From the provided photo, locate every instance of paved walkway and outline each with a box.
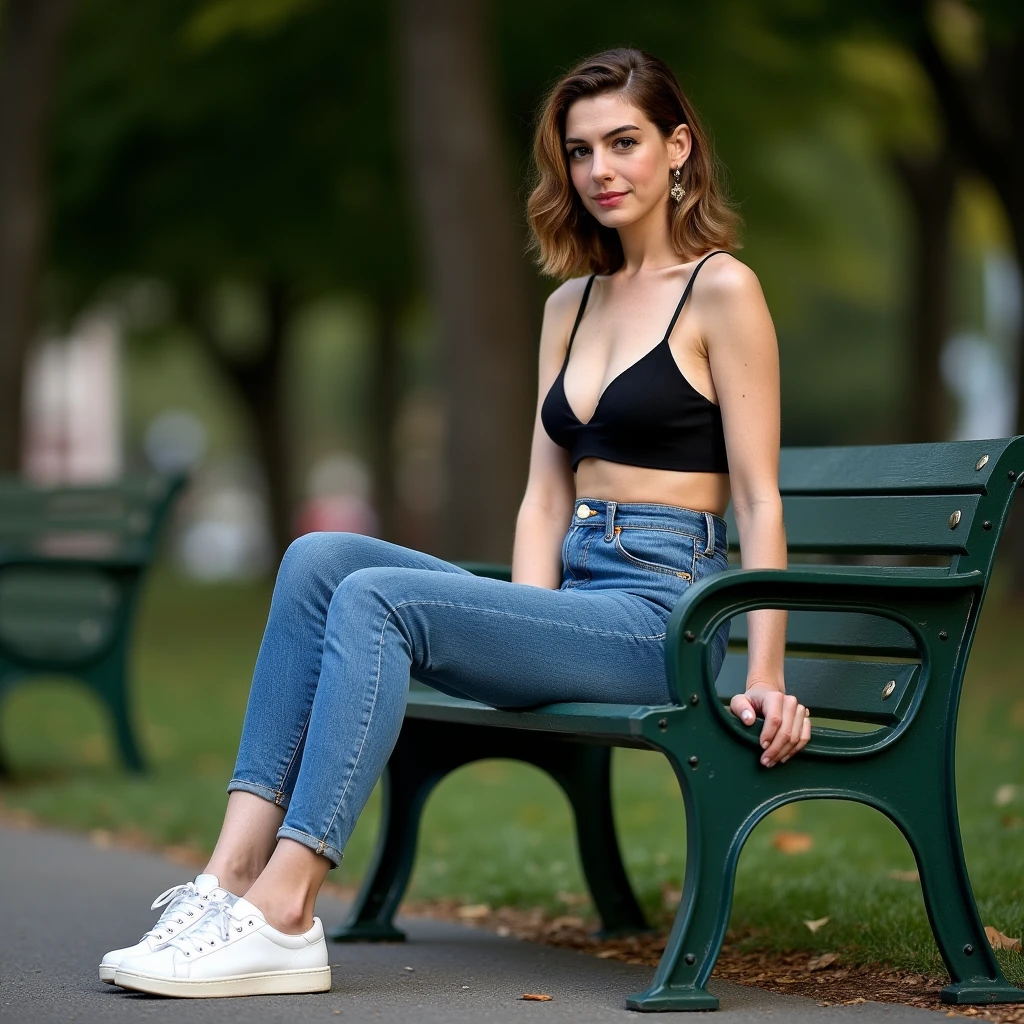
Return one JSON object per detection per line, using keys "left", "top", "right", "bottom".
{"left": 0, "top": 823, "right": 954, "bottom": 1022}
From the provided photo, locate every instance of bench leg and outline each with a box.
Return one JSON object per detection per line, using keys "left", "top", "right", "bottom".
{"left": 889, "top": 787, "right": 1023, "bottom": 1005}
{"left": 626, "top": 758, "right": 747, "bottom": 1011}
{"left": 87, "top": 641, "right": 145, "bottom": 773}
{"left": 330, "top": 725, "right": 449, "bottom": 943}
{"left": 545, "top": 745, "right": 649, "bottom": 937}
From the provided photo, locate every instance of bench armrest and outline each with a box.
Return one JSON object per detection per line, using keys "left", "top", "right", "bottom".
{"left": 664, "top": 566, "right": 986, "bottom": 754}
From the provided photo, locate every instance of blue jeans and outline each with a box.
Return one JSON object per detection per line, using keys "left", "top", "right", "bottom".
{"left": 228, "top": 497, "right": 730, "bottom": 866}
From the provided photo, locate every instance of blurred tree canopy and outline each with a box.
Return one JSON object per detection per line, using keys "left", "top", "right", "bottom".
{"left": 0, "top": 0, "right": 1017, "bottom": 564}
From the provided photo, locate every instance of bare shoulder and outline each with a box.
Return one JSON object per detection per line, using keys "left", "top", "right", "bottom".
{"left": 543, "top": 274, "right": 592, "bottom": 318}
{"left": 539, "top": 275, "right": 592, "bottom": 357}
{"left": 692, "top": 252, "right": 765, "bottom": 306}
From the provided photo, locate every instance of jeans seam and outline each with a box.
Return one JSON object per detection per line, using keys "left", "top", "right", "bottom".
{"left": 318, "top": 594, "right": 397, "bottom": 848}
{"left": 277, "top": 709, "right": 312, "bottom": 803}
{"left": 384, "top": 598, "right": 670, "bottom": 640}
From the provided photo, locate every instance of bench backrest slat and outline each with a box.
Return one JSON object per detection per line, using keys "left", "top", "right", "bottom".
{"left": 776, "top": 494, "right": 979, "bottom": 554}
{"left": 715, "top": 652, "right": 919, "bottom": 724}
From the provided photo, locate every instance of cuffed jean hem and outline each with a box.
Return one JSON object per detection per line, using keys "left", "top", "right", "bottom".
{"left": 226, "top": 778, "right": 292, "bottom": 810}
{"left": 276, "top": 825, "right": 344, "bottom": 868}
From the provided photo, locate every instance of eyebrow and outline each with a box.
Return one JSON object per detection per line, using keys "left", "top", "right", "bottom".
{"left": 564, "top": 124, "right": 641, "bottom": 145}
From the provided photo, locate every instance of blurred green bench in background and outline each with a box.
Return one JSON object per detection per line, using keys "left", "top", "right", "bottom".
{"left": 0, "top": 475, "right": 186, "bottom": 773}
{"left": 333, "top": 437, "right": 1024, "bottom": 1013}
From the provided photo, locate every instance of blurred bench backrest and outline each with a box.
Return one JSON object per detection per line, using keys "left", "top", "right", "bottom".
{"left": 0, "top": 475, "right": 186, "bottom": 666}
{"left": 0, "top": 475, "right": 184, "bottom": 564}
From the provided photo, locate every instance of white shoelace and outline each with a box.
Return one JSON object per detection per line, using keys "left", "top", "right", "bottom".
{"left": 144, "top": 883, "right": 215, "bottom": 942}
{"left": 168, "top": 903, "right": 255, "bottom": 957}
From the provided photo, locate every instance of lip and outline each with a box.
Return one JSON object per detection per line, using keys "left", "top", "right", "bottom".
{"left": 593, "top": 191, "right": 627, "bottom": 207}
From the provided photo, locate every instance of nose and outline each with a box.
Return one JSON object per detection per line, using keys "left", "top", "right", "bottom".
{"left": 590, "top": 152, "right": 613, "bottom": 183}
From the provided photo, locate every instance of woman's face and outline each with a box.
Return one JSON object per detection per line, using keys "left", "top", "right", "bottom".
{"left": 563, "top": 92, "right": 688, "bottom": 230}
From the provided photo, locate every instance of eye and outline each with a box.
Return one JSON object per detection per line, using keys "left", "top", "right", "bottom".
{"left": 567, "top": 145, "right": 590, "bottom": 160}
{"left": 613, "top": 137, "right": 638, "bottom": 150}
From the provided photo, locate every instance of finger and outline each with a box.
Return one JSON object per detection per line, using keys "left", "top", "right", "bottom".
{"left": 763, "top": 695, "right": 797, "bottom": 765}
{"left": 780, "top": 704, "right": 805, "bottom": 761}
{"left": 800, "top": 711, "right": 811, "bottom": 748}
{"left": 729, "top": 694, "right": 757, "bottom": 727}
{"left": 759, "top": 694, "right": 783, "bottom": 752}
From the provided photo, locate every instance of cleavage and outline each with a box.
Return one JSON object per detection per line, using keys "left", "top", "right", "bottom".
{"left": 563, "top": 338, "right": 666, "bottom": 426}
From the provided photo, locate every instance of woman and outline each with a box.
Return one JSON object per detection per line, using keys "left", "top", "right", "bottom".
{"left": 100, "top": 47, "right": 809, "bottom": 998}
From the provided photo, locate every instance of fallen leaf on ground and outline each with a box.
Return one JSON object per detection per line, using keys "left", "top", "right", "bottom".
{"left": 808, "top": 952, "right": 839, "bottom": 971}
{"left": 888, "top": 869, "right": 920, "bottom": 882}
{"left": 661, "top": 882, "right": 682, "bottom": 910}
{"left": 456, "top": 903, "right": 491, "bottom": 920}
{"left": 772, "top": 831, "right": 814, "bottom": 854}
{"left": 843, "top": 996, "right": 867, "bottom": 1005}
{"left": 804, "top": 916, "right": 830, "bottom": 933}
{"left": 985, "top": 926, "right": 1022, "bottom": 951}
{"left": 994, "top": 784, "right": 1017, "bottom": 807}
{"left": 521, "top": 993, "right": 553, "bottom": 1001}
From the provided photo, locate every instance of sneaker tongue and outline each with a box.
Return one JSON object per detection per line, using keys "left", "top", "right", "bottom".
{"left": 194, "top": 873, "right": 220, "bottom": 896}
{"left": 228, "top": 897, "right": 265, "bottom": 922}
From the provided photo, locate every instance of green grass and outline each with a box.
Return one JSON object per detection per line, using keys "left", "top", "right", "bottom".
{"left": 2, "top": 564, "right": 1023, "bottom": 984}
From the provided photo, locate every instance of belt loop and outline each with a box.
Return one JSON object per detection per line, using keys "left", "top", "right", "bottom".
{"left": 703, "top": 511, "right": 715, "bottom": 555}
{"left": 604, "top": 501, "right": 617, "bottom": 541}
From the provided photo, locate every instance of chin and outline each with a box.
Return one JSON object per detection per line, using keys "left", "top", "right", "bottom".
{"left": 591, "top": 206, "right": 644, "bottom": 229}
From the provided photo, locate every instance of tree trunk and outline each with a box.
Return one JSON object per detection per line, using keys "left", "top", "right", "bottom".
{"left": 890, "top": 143, "right": 958, "bottom": 443}
{"left": 191, "top": 281, "right": 293, "bottom": 562}
{"left": 395, "top": 0, "right": 534, "bottom": 562}
{"left": 369, "top": 292, "right": 401, "bottom": 542}
{"left": 0, "top": 0, "right": 75, "bottom": 472}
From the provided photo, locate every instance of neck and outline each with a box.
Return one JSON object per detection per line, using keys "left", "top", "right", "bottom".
{"left": 615, "top": 199, "right": 680, "bottom": 274}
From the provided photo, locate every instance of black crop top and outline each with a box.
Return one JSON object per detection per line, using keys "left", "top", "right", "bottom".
{"left": 541, "top": 249, "right": 731, "bottom": 474}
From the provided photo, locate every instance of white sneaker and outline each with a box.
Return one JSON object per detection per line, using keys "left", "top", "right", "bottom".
{"left": 112, "top": 897, "right": 331, "bottom": 998}
{"left": 98, "top": 873, "right": 235, "bottom": 983}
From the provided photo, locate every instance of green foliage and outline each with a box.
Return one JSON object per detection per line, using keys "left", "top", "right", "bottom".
{"left": 49, "top": 0, "right": 410, "bottom": 303}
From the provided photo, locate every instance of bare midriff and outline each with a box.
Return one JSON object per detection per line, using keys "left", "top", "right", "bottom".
{"left": 575, "top": 458, "right": 731, "bottom": 518}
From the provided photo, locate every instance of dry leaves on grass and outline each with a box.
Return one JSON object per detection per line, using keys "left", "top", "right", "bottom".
{"left": 807, "top": 952, "right": 839, "bottom": 971}
{"left": 985, "top": 926, "right": 1022, "bottom": 951}
{"left": 772, "top": 831, "right": 814, "bottom": 854}
{"left": 888, "top": 868, "right": 920, "bottom": 882}
{"left": 456, "top": 904, "right": 491, "bottom": 920}
{"left": 521, "top": 993, "right": 553, "bottom": 1001}
{"left": 804, "top": 916, "right": 830, "bottom": 933}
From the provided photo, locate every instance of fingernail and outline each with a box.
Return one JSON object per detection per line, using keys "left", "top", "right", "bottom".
{"left": 761, "top": 755, "right": 770, "bottom": 766}
{"left": 742, "top": 711, "right": 754, "bottom": 724}
{"left": 781, "top": 755, "right": 789, "bottom": 763}
{"left": 761, "top": 740, "right": 769, "bottom": 749}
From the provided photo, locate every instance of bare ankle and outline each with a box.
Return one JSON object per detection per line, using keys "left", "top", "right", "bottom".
{"left": 205, "top": 857, "right": 266, "bottom": 897}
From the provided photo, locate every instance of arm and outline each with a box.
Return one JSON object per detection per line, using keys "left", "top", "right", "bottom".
{"left": 511, "top": 280, "right": 583, "bottom": 589}
{"left": 698, "top": 258, "right": 809, "bottom": 767}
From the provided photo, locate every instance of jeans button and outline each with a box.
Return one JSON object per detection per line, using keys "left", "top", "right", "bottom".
{"left": 577, "top": 504, "right": 593, "bottom": 518}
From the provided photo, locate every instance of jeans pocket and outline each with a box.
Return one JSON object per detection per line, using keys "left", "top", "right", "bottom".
{"left": 612, "top": 526, "right": 696, "bottom": 579}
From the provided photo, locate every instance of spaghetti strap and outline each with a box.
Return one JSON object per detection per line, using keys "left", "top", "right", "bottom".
{"left": 662, "top": 250, "right": 731, "bottom": 341}
{"left": 565, "top": 274, "right": 597, "bottom": 355}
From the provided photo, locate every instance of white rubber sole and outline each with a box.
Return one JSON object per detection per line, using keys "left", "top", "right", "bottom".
{"left": 112, "top": 965, "right": 332, "bottom": 998}
{"left": 98, "top": 963, "right": 117, "bottom": 983}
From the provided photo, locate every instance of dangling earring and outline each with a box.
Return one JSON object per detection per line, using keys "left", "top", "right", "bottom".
{"left": 670, "top": 167, "right": 686, "bottom": 203}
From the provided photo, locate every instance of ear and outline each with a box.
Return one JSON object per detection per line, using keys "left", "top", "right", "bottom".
{"left": 667, "top": 123, "right": 691, "bottom": 168}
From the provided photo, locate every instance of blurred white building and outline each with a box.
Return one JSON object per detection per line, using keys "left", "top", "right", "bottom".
{"left": 22, "top": 309, "right": 122, "bottom": 483}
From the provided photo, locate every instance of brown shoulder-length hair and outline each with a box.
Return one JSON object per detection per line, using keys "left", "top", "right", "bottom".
{"left": 527, "top": 48, "right": 742, "bottom": 279}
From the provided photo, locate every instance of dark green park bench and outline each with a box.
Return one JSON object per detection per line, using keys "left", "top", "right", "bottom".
{"left": 0, "top": 474, "right": 186, "bottom": 773}
{"left": 331, "top": 437, "right": 1024, "bottom": 1012}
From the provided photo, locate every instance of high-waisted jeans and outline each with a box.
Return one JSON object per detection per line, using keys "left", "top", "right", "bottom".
{"left": 228, "top": 497, "right": 730, "bottom": 866}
